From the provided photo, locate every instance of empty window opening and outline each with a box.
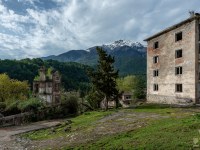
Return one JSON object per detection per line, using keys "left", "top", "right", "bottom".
{"left": 175, "top": 32, "right": 182, "bottom": 42}
{"left": 176, "top": 84, "right": 182, "bottom": 92}
{"left": 199, "top": 72, "right": 200, "bottom": 80}
{"left": 154, "top": 41, "right": 159, "bottom": 49}
{"left": 199, "top": 43, "right": 200, "bottom": 54}
{"left": 199, "top": 24, "right": 200, "bottom": 41}
{"left": 153, "top": 84, "right": 158, "bottom": 91}
{"left": 48, "top": 82, "right": 52, "bottom": 87}
{"left": 125, "top": 96, "right": 131, "bottom": 100}
{"left": 153, "top": 56, "right": 159, "bottom": 63}
{"left": 175, "top": 49, "right": 182, "bottom": 58}
{"left": 55, "top": 96, "right": 60, "bottom": 104}
{"left": 55, "top": 84, "right": 59, "bottom": 92}
{"left": 35, "top": 84, "right": 39, "bottom": 93}
{"left": 175, "top": 66, "right": 182, "bottom": 75}
{"left": 153, "top": 69, "right": 159, "bottom": 77}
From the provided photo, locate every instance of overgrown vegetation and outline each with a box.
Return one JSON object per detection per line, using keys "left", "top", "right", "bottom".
{"left": 84, "top": 89, "right": 104, "bottom": 110}
{"left": 74, "top": 114, "right": 200, "bottom": 149}
{"left": 61, "top": 92, "right": 79, "bottom": 114}
{"left": 20, "top": 106, "right": 200, "bottom": 149}
{"left": 3, "top": 97, "right": 44, "bottom": 116}
{"left": 17, "top": 98, "right": 44, "bottom": 112}
{"left": 0, "top": 74, "right": 29, "bottom": 102}
{"left": 0, "top": 73, "right": 45, "bottom": 115}
{"left": 117, "top": 75, "right": 146, "bottom": 100}
{"left": 21, "top": 111, "right": 113, "bottom": 140}
{"left": 88, "top": 47, "right": 119, "bottom": 110}
{"left": 0, "top": 58, "right": 90, "bottom": 92}
{"left": 0, "top": 73, "right": 83, "bottom": 117}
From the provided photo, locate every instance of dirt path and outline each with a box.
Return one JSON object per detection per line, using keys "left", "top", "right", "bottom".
{"left": 19, "top": 111, "right": 170, "bottom": 149}
{"left": 0, "top": 120, "right": 62, "bottom": 150}
{"left": 2, "top": 108, "right": 195, "bottom": 149}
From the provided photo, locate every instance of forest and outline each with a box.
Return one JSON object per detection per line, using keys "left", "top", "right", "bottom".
{"left": 0, "top": 58, "right": 91, "bottom": 92}
{"left": 0, "top": 52, "right": 146, "bottom": 117}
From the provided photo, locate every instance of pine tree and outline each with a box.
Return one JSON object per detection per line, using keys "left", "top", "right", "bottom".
{"left": 89, "top": 47, "right": 119, "bottom": 110}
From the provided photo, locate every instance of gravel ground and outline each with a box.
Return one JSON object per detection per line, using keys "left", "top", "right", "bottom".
{"left": 1, "top": 108, "right": 195, "bottom": 150}
{"left": 18, "top": 111, "right": 170, "bottom": 149}
{"left": 0, "top": 120, "right": 62, "bottom": 150}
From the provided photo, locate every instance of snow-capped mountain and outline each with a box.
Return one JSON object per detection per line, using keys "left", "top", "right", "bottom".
{"left": 86, "top": 40, "right": 146, "bottom": 53}
{"left": 42, "top": 40, "right": 147, "bottom": 75}
{"left": 103, "top": 40, "right": 144, "bottom": 50}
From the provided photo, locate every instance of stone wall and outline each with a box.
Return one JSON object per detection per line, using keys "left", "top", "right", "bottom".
{"left": 147, "top": 19, "right": 198, "bottom": 104}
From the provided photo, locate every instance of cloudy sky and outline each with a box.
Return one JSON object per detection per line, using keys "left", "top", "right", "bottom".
{"left": 0, "top": 0, "right": 199, "bottom": 59}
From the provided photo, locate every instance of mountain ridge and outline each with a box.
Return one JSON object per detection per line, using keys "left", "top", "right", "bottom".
{"left": 42, "top": 40, "right": 147, "bottom": 76}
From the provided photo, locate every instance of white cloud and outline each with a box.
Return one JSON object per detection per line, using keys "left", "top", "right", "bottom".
{"left": 0, "top": 0, "right": 200, "bottom": 59}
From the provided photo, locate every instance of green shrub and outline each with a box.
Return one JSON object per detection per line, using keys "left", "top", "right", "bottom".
{"left": 18, "top": 98, "right": 44, "bottom": 112}
{"left": 5, "top": 100, "right": 20, "bottom": 115}
{"left": 84, "top": 91, "right": 103, "bottom": 109}
{"left": 62, "top": 95, "right": 79, "bottom": 114}
{"left": 0, "top": 102, "right": 6, "bottom": 111}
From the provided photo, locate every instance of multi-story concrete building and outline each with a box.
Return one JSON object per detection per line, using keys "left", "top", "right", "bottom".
{"left": 144, "top": 12, "right": 200, "bottom": 104}
{"left": 33, "top": 67, "right": 61, "bottom": 105}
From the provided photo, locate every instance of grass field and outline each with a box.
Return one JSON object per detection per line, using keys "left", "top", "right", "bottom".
{"left": 20, "top": 104, "right": 200, "bottom": 149}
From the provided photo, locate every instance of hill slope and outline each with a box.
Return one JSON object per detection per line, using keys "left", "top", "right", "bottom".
{"left": 42, "top": 40, "right": 147, "bottom": 76}
{"left": 0, "top": 59, "right": 90, "bottom": 91}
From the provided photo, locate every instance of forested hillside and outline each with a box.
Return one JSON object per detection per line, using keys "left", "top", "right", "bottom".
{"left": 42, "top": 40, "right": 147, "bottom": 76}
{"left": 0, "top": 58, "right": 90, "bottom": 92}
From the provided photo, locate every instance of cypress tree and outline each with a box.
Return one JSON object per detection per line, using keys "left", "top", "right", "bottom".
{"left": 89, "top": 47, "right": 119, "bottom": 110}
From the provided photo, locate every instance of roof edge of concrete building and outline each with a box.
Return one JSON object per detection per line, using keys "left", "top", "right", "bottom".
{"left": 145, "top": 11, "right": 200, "bottom": 105}
{"left": 144, "top": 13, "right": 200, "bottom": 41}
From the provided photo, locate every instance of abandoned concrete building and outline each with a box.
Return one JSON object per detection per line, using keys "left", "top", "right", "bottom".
{"left": 144, "top": 12, "right": 200, "bottom": 104}
{"left": 121, "top": 92, "right": 133, "bottom": 105}
{"left": 33, "top": 67, "right": 61, "bottom": 105}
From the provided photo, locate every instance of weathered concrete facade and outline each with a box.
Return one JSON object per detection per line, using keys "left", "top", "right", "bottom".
{"left": 144, "top": 13, "right": 200, "bottom": 104}
{"left": 121, "top": 92, "right": 133, "bottom": 104}
{"left": 33, "top": 67, "right": 61, "bottom": 105}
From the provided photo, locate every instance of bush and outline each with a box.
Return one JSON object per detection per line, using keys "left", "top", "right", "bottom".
{"left": 5, "top": 100, "right": 20, "bottom": 115}
{"left": 0, "top": 102, "right": 6, "bottom": 111}
{"left": 133, "top": 76, "right": 146, "bottom": 99}
{"left": 85, "top": 91, "right": 103, "bottom": 110}
{"left": 18, "top": 98, "right": 44, "bottom": 112}
{"left": 62, "top": 95, "right": 79, "bottom": 114}
{"left": 3, "top": 98, "right": 44, "bottom": 116}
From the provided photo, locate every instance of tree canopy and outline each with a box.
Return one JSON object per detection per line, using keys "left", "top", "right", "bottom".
{"left": 117, "top": 75, "right": 146, "bottom": 99}
{"left": 0, "top": 74, "right": 29, "bottom": 102}
{"left": 89, "top": 47, "right": 119, "bottom": 110}
{"left": 0, "top": 58, "right": 91, "bottom": 92}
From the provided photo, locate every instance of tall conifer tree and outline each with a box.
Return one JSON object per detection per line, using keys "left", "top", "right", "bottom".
{"left": 90, "top": 47, "right": 119, "bottom": 110}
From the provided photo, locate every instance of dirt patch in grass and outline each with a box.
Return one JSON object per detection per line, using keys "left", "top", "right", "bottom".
{"left": 3, "top": 107, "right": 200, "bottom": 149}
{"left": 0, "top": 120, "right": 62, "bottom": 150}
{"left": 19, "top": 110, "right": 170, "bottom": 149}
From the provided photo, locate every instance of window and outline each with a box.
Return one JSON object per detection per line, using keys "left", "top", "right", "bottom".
{"left": 48, "top": 82, "right": 52, "bottom": 87}
{"left": 55, "top": 84, "right": 59, "bottom": 92}
{"left": 199, "top": 24, "right": 200, "bottom": 41}
{"left": 175, "top": 66, "right": 182, "bottom": 75}
{"left": 199, "top": 72, "right": 200, "bottom": 80}
{"left": 176, "top": 84, "right": 182, "bottom": 92}
{"left": 153, "top": 84, "right": 158, "bottom": 91}
{"left": 175, "top": 32, "right": 182, "bottom": 42}
{"left": 153, "top": 69, "right": 159, "bottom": 77}
{"left": 199, "top": 43, "right": 200, "bottom": 54}
{"left": 125, "top": 96, "right": 131, "bottom": 100}
{"left": 154, "top": 41, "right": 159, "bottom": 49}
{"left": 55, "top": 96, "right": 60, "bottom": 104}
{"left": 35, "top": 84, "right": 39, "bottom": 93}
{"left": 153, "top": 56, "right": 159, "bottom": 63}
{"left": 175, "top": 49, "right": 182, "bottom": 58}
